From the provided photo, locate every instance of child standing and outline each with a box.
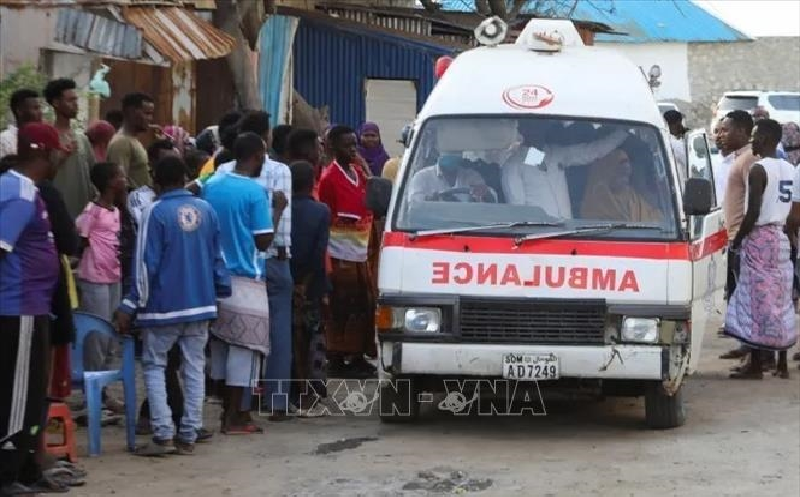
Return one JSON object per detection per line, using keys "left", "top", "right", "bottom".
{"left": 76, "top": 162, "right": 127, "bottom": 412}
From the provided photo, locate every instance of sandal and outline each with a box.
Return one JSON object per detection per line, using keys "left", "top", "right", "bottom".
{"left": 43, "top": 468, "right": 85, "bottom": 487}
{"left": 134, "top": 439, "right": 177, "bottom": 457}
{"left": 729, "top": 368, "right": 763, "bottom": 380}
{"left": 195, "top": 428, "right": 213, "bottom": 443}
{"left": 51, "top": 460, "right": 88, "bottom": 479}
{"left": 221, "top": 423, "right": 264, "bottom": 435}
{"left": 0, "top": 482, "right": 37, "bottom": 496}
{"left": 720, "top": 348, "right": 748, "bottom": 360}
{"left": 24, "top": 474, "right": 70, "bottom": 494}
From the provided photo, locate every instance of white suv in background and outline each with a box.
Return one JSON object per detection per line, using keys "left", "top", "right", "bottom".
{"left": 710, "top": 90, "right": 800, "bottom": 131}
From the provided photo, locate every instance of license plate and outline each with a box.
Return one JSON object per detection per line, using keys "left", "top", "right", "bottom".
{"left": 502, "top": 353, "right": 560, "bottom": 381}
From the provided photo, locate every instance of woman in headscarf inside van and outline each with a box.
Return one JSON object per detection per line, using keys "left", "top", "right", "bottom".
{"left": 580, "top": 142, "right": 662, "bottom": 224}
{"left": 357, "top": 121, "right": 390, "bottom": 177}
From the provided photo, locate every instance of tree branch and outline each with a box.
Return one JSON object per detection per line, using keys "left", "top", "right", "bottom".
{"left": 487, "top": 0, "right": 507, "bottom": 18}
{"left": 475, "top": 0, "right": 491, "bottom": 16}
{"left": 508, "top": 0, "right": 528, "bottom": 21}
{"left": 419, "top": 0, "right": 440, "bottom": 12}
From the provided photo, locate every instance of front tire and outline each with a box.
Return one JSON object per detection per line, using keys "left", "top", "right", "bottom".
{"left": 378, "top": 376, "right": 420, "bottom": 424}
{"left": 644, "top": 381, "right": 686, "bottom": 429}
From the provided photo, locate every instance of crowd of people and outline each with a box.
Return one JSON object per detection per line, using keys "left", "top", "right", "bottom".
{"left": 679, "top": 107, "right": 800, "bottom": 379}
{"left": 1, "top": 74, "right": 798, "bottom": 494}
{"left": 0, "top": 79, "right": 398, "bottom": 494}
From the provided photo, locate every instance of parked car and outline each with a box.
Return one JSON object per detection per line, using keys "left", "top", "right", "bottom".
{"left": 658, "top": 102, "right": 679, "bottom": 116}
{"left": 710, "top": 90, "right": 800, "bottom": 131}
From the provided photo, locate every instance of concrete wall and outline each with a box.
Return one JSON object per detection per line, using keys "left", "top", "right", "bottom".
{"left": 0, "top": 7, "right": 55, "bottom": 77}
{"left": 601, "top": 37, "right": 800, "bottom": 130}
{"left": 685, "top": 37, "right": 800, "bottom": 128}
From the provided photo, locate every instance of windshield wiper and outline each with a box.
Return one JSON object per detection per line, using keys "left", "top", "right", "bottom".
{"left": 514, "top": 222, "right": 664, "bottom": 246}
{"left": 410, "top": 221, "right": 564, "bottom": 240}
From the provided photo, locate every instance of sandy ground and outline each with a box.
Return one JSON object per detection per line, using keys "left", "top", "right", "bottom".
{"left": 67, "top": 320, "right": 800, "bottom": 497}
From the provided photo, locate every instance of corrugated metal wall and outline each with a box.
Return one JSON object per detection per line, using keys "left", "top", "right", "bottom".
{"left": 292, "top": 18, "right": 454, "bottom": 128}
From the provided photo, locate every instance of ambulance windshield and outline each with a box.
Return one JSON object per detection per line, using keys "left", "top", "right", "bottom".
{"left": 394, "top": 116, "right": 679, "bottom": 239}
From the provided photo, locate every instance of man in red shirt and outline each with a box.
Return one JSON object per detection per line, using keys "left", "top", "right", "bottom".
{"left": 317, "top": 126, "right": 377, "bottom": 377}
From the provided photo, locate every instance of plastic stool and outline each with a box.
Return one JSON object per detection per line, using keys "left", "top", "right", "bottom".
{"left": 46, "top": 402, "right": 78, "bottom": 463}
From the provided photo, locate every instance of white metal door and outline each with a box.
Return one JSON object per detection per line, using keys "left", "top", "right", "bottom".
{"left": 365, "top": 79, "right": 417, "bottom": 159}
{"left": 686, "top": 129, "right": 727, "bottom": 372}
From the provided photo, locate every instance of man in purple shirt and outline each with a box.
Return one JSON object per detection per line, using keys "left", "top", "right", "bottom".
{"left": 0, "top": 123, "right": 64, "bottom": 495}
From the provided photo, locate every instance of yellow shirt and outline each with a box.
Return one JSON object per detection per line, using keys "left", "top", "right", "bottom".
{"left": 382, "top": 157, "right": 401, "bottom": 183}
{"left": 198, "top": 156, "right": 215, "bottom": 178}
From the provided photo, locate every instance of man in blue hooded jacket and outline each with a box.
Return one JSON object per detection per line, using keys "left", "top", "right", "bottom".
{"left": 116, "top": 155, "right": 230, "bottom": 455}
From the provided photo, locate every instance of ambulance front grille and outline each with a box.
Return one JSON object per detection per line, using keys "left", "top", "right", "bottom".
{"left": 458, "top": 298, "right": 606, "bottom": 344}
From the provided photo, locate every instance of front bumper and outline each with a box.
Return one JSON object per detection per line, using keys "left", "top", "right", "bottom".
{"left": 381, "top": 342, "right": 667, "bottom": 380}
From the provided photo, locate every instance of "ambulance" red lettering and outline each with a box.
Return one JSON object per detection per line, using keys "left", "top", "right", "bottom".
{"left": 430, "top": 262, "right": 640, "bottom": 293}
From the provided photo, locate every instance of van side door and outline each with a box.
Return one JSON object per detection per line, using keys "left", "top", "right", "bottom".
{"left": 686, "top": 129, "right": 728, "bottom": 372}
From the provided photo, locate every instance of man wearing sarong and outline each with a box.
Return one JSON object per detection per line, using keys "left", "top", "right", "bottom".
{"left": 785, "top": 153, "right": 800, "bottom": 369}
{"left": 203, "top": 133, "right": 274, "bottom": 433}
{"left": 718, "top": 110, "right": 758, "bottom": 362}
{"left": 724, "top": 119, "right": 797, "bottom": 379}
{"left": 318, "top": 126, "right": 377, "bottom": 377}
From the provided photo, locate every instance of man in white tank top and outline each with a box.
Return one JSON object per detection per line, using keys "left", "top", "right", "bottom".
{"left": 787, "top": 158, "right": 800, "bottom": 367}
{"left": 725, "top": 119, "right": 797, "bottom": 379}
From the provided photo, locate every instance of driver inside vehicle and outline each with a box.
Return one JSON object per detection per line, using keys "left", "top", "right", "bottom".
{"left": 580, "top": 145, "right": 662, "bottom": 223}
{"left": 407, "top": 153, "right": 497, "bottom": 203}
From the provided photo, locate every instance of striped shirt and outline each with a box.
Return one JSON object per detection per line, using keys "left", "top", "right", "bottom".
{"left": 127, "top": 185, "right": 156, "bottom": 230}
{"left": 216, "top": 157, "right": 292, "bottom": 259}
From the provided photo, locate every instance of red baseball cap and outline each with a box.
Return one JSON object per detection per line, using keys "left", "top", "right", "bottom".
{"left": 17, "top": 122, "right": 66, "bottom": 154}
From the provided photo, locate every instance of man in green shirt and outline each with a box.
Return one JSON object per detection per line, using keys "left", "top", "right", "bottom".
{"left": 45, "top": 78, "right": 96, "bottom": 219}
{"left": 107, "top": 93, "right": 154, "bottom": 190}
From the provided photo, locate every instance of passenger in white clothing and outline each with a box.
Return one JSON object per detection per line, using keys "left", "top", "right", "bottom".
{"left": 501, "top": 121, "right": 628, "bottom": 218}
{"left": 711, "top": 118, "right": 733, "bottom": 204}
{"left": 408, "top": 153, "right": 495, "bottom": 203}
{"left": 664, "top": 110, "right": 688, "bottom": 184}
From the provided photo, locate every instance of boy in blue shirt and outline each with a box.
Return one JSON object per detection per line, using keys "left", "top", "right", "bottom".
{"left": 203, "top": 133, "right": 274, "bottom": 434}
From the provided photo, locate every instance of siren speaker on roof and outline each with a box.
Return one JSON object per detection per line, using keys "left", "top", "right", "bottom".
{"left": 474, "top": 16, "right": 508, "bottom": 47}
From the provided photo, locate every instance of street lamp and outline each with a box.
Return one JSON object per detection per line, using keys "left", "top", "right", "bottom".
{"left": 648, "top": 64, "right": 662, "bottom": 90}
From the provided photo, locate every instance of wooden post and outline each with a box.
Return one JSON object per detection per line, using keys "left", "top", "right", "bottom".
{"left": 87, "top": 93, "right": 101, "bottom": 123}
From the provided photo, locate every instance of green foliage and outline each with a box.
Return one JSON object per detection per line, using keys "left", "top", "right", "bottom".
{"left": 0, "top": 65, "right": 52, "bottom": 128}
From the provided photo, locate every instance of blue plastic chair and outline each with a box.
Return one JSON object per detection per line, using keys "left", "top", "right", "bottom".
{"left": 71, "top": 311, "right": 137, "bottom": 456}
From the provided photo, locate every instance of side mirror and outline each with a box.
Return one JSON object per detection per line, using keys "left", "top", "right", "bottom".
{"left": 400, "top": 124, "right": 413, "bottom": 148}
{"left": 683, "top": 177, "right": 712, "bottom": 216}
{"left": 366, "top": 177, "right": 393, "bottom": 218}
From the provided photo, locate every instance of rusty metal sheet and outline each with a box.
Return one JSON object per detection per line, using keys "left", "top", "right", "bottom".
{"left": 0, "top": 1, "right": 185, "bottom": 6}
{"left": 122, "top": 6, "right": 235, "bottom": 62}
{"left": 55, "top": 8, "right": 143, "bottom": 58}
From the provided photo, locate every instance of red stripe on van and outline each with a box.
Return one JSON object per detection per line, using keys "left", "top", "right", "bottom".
{"left": 382, "top": 230, "right": 728, "bottom": 261}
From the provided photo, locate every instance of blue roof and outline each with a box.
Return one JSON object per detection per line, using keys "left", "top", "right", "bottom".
{"left": 437, "top": 0, "right": 750, "bottom": 43}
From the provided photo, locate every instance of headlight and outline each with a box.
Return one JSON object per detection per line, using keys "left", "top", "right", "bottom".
{"left": 376, "top": 306, "right": 443, "bottom": 334}
{"left": 403, "top": 308, "right": 441, "bottom": 333}
{"left": 621, "top": 317, "right": 659, "bottom": 343}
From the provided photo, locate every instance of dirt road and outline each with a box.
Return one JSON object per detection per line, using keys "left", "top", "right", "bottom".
{"left": 73, "top": 329, "right": 799, "bottom": 497}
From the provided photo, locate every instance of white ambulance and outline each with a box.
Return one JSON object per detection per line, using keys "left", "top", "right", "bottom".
{"left": 366, "top": 18, "right": 725, "bottom": 429}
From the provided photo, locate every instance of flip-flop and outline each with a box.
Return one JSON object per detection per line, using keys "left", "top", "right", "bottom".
{"left": 221, "top": 424, "right": 264, "bottom": 435}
